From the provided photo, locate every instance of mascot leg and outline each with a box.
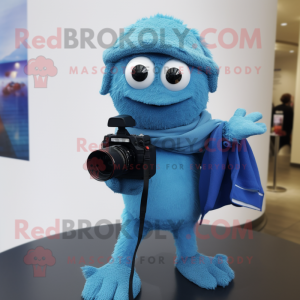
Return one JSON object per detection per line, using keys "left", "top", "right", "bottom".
{"left": 173, "top": 222, "right": 235, "bottom": 289}
{"left": 81, "top": 210, "right": 149, "bottom": 300}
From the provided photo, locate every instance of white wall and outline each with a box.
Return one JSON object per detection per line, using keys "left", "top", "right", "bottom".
{"left": 0, "top": 0, "right": 277, "bottom": 252}
{"left": 291, "top": 25, "right": 300, "bottom": 164}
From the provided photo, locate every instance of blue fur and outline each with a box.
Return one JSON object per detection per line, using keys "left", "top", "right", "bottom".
{"left": 82, "top": 211, "right": 145, "bottom": 300}
{"left": 82, "top": 15, "right": 266, "bottom": 299}
{"left": 223, "top": 108, "right": 267, "bottom": 141}
{"left": 103, "top": 53, "right": 210, "bottom": 130}
{"left": 81, "top": 263, "right": 141, "bottom": 300}
{"left": 101, "top": 14, "right": 219, "bottom": 94}
{"left": 176, "top": 253, "right": 235, "bottom": 289}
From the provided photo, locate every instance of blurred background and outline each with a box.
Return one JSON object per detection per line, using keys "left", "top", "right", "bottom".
{"left": 263, "top": 0, "right": 300, "bottom": 244}
{"left": 0, "top": 0, "right": 299, "bottom": 252}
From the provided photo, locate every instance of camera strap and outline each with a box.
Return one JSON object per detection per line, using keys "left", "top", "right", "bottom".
{"left": 129, "top": 147, "right": 150, "bottom": 300}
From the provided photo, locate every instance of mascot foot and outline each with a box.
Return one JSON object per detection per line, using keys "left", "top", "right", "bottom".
{"left": 176, "top": 253, "right": 234, "bottom": 289}
{"left": 81, "top": 263, "right": 141, "bottom": 300}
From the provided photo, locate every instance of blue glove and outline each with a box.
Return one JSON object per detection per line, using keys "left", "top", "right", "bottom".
{"left": 223, "top": 108, "right": 267, "bottom": 141}
{"left": 106, "top": 178, "right": 143, "bottom": 195}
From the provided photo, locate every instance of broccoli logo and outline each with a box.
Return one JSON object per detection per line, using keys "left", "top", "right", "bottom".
{"left": 24, "top": 56, "right": 57, "bottom": 88}
{"left": 24, "top": 246, "right": 56, "bottom": 277}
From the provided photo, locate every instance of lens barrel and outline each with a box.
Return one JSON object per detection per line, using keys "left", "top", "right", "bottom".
{"left": 87, "top": 146, "right": 132, "bottom": 181}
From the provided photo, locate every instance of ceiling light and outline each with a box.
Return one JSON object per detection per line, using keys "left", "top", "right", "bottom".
{"left": 290, "top": 50, "right": 294, "bottom": 53}
{"left": 281, "top": 23, "right": 288, "bottom": 26}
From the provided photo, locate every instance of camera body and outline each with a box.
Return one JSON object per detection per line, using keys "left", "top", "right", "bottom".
{"left": 102, "top": 132, "right": 156, "bottom": 179}
{"left": 87, "top": 115, "right": 156, "bottom": 181}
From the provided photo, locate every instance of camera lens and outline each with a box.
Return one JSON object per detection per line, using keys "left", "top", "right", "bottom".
{"left": 87, "top": 146, "right": 133, "bottom": 181}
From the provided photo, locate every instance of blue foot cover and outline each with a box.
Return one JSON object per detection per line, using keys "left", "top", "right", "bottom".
{"left": 176, "top": 253, "right": 235, "bottom": 289}
{"left": 81, "top": 263, "right": 141, "bottom": 300}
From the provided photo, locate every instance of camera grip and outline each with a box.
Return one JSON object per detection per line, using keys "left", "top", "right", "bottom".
{"left": 105, "top": 178, "right": 143, "bottom": 195}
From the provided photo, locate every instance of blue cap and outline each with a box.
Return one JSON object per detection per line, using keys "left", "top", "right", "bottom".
{"left": 101, "top": 14, "right": 219, "bottom": 94}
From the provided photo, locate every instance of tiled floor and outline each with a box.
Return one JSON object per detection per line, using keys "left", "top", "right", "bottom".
{"left": 261, "top": 153, "right": 300, "bottom": 245}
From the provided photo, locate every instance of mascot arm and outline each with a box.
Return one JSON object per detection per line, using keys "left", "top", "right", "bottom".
{"left": 105, "top": 178, "right": 143, "bottom": 195}
{"left": 222, "top": 108, "right": 267, "bottom": 141}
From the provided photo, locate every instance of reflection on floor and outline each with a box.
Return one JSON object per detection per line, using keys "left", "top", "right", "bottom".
{"left": 262, "top": 154, "right": 300, "bottom": 245}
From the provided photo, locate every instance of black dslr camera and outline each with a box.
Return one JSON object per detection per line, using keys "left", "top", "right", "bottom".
{"left": 87, "top": 115, "right": 156, "bottom": 181}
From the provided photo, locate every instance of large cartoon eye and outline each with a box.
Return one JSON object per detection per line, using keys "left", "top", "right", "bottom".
{"left": 34, "top": 256, "right": 37, "bottom": 260}
{"left": 42, "top": 257, "right": 46, "bottom": 260}
{"left": 125, "top": 57, "right": 155, "bottom": 89}
{"left": 161, "top": 59, "right": 190, "bottom": 91}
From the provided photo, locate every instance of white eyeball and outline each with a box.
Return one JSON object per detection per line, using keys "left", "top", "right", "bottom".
{"left": 125, "top": 57, "right": 155, "bottom": 89}
{"left": 160, "top": 59, "right": 190, "bottom": 91}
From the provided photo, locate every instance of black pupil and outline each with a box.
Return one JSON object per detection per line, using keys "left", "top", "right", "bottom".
{"left": 166, "top": 68, "right": 182, "bottom": 84}
{"left": 132, "top": 65, "right": 148, "bottom": 82}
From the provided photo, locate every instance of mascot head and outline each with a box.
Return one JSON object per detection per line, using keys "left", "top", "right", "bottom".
{"left": 100, "top": 15, "right": 219, "bottom": 129}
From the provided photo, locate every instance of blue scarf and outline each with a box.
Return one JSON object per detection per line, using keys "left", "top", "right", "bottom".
{"left": 199, "top": 122, "right": 264, "bottom": 222}
{"left": 128, "top": 112, "right": 263, "bottom": 218}
{"left": 127, "top": 110, "right": 221, "bottom": 154}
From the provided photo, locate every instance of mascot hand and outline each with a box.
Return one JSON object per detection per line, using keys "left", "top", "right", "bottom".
{"left": 105, "top": 178, "right": 143, "bottom": 195}
{"left": 223, "top": 108, "right": 267, "bottom": 141}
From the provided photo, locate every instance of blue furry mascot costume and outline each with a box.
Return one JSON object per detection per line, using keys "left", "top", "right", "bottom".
{"left": 82, "top": 15, "right": 266, "bottom": 300}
